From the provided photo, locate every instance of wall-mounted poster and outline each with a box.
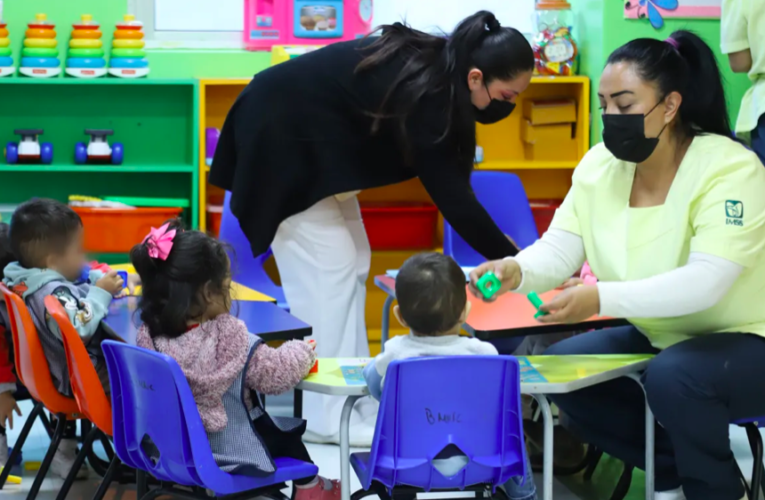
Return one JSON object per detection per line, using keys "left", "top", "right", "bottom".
{"left": 624, "top": 0, "right": 721, "bottom": 29}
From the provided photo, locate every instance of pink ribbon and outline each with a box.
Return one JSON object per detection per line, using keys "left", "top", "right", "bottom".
{"left": 143, "top": 223, "right": 176, "bottom": 260}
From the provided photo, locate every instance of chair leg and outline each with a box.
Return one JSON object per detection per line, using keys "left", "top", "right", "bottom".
{"left": 39, "top": 410, "right": 54, "bottom": 440}
{"left": 608, "top": 464, "right": 634, "bottom": 500}
{"left": 26, "top": 414, "right": 68, "bottom": 500}
{"left": 745, "top": 424, "right": 764, "bottom": 499}
{"left": 137, "top": 470, "right": 148, "bottom": 499}
{"left": 0, "top": 401, "right": 44, "bottom": 489}
{"left": 56, "top": 425, "right": 100, "bottom": 500}
{"left": 92, "top": 456, "right": 121, "bottom": 500}
{"left": 583, "top": 445, "right": 604, "bottom": 482}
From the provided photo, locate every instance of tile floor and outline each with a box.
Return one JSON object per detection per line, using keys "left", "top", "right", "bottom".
{"left": 0, "top": 398, "right": 760, "bottom": 500}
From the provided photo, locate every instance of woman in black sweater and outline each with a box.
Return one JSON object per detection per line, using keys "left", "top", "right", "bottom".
{"left": 211, "top": 10, "right": 534, "bottom": 444}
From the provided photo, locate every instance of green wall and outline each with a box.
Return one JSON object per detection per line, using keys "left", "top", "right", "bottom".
{"left": 576, "top": 0, "right": 751, "bottom": 143}
{"left": 4, "top": 0, "right": 271, "bottom": 78}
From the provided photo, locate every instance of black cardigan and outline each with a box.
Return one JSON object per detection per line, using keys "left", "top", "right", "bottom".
{"left": 210, "top": 39, "right": 518, "bottom": 259}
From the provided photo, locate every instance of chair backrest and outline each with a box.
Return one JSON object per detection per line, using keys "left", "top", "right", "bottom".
{"left": 0, "top": 284, "right": 78, "bottom": 416}
{"left": 220, "top": 191, "right": 287, "bottom": 309}
{"left": 444, "top": 172, "right": 539, "bottom": 266}
{"left": 45, "top": 296, "right": 113, "bottom": 435}
{"left": 363, "top": 356, "right": 527, "bottom": 491}
{"left": 102, "top": 340, "right": 254, "bottom": 492}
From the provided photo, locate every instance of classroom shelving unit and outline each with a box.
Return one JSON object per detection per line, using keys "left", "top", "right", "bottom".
{"left": 0, "top": 77, "right": 200, "bottom": 263}
{"left": 197, "top": 75, "right": 590, "bottom": 355}
{"left": 198, "top": 78, "right": 252, "bottom": 232}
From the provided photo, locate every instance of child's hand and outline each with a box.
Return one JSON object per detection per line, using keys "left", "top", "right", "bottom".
{"left": 468, "top": 259, "right": 522, "bottom": 302}
{"left": 126, "top": 273, "right": 141, "bottom": 295}
{"left": 95, "top": 270, "right": 124, "bottom": 296}
{"left": 0, "top": 392, "right": 21, "bottom": 430}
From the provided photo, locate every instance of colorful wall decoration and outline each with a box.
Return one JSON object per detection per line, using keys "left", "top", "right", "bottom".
{"left": 624, "top": 0, "right": 721, "bottom": 29}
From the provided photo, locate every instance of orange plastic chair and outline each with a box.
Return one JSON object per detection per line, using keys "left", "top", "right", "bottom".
{"left": 0, "top": 284, "right": 82, "bottom": 500}
{"left": 45, "top": 296, "right": 124, "bottom": 500}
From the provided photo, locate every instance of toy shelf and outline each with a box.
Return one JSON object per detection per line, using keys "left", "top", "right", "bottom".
{"left": 0, "top": 78, "right": 200, "bottom": 262}
{"left": 198, "top": 78, "right": 252, "bottom": 231}
{"left": 0, "top": 164, "right": 196, "bottom": 173}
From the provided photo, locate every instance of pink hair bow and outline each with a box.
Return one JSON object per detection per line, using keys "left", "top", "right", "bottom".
{"left": 143, "top": 223, "right": 176, "bottom": 260}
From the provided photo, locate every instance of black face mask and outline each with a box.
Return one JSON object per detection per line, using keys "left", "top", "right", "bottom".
{"left": 474, "top": 84, "right": 516, "bottom": 125}
{"left": 602, "top": 100, "right": 668, "bottom": 163}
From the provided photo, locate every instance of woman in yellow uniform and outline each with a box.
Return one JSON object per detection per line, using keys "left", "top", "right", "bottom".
{"left": 471, "top": 30, "right": 765, "bottom": 500}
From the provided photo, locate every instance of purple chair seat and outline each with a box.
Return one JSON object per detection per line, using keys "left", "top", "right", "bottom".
{"left": 221, "top": 191, "right": 288, "bottom": 310}
{"left": 351, "top": 356, "right": 527, "bottom": 496}
{"left": 102, "top": 341, "right": 316, "bottom": 498}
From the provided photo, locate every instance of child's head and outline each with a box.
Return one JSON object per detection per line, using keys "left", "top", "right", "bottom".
{"left": 9, "top": 199, "right": 85, "bottom": 280}
{"left": 393, "top": 253, "right": 471, "bottom": 337}
{"left": 130, "top": 219, "right": 232, "bottom": 339}
{"left": 0, "top": 222, "right": 14, "bottom": 274}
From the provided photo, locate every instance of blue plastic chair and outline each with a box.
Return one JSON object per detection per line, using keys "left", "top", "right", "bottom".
{"left": 444, "top": 172, "right": 539, "bottom": 267}
{"left": 351, "top": 356, "right": 527, "bottom": 497}
{"left": 101, "top": 340, "right": 317, "bottom": 499}
{"left": 220, "top": 191, "right": 288, "bottom": 310}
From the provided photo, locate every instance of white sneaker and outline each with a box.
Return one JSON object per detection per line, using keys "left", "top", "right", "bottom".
{"left": 654, "top": 487, "right": 685, "bottom": 500}
{"left": 50, "top": 439, "right": 89, "bottom": 480}
{"left": 0, "top": 434, "right": 8, "bottom": 466}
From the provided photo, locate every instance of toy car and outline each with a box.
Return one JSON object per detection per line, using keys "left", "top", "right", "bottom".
{"left": 5, "top": 129, "right": 53, "bottom": 164}
{"left": 74, "top": 129, "right": 123, "bottom": 165}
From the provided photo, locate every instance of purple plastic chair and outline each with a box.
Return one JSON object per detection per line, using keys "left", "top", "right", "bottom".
{"left": 101, "top": 340, "right": 317, "bottom": 499}
{"left": 220, "top": 191, "right": 288, "bottom": 310}
{"left": 351, "top": 356, "right": 527, "bottom": 499}
{"left": 444, "top": 172, "right": 539, "bottom": 267}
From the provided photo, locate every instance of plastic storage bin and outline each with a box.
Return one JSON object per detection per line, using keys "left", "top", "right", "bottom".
{"left": 72, "top": 207, "right": 183, "bottom": 253}
{"left": 360, "top": 203, "right": 438, "bottom": 250}
{"left": 207, "top": 204, "right": 223, "bottom": 237}
{"left": 529, "top": 199, "right": 561, "bottom": 236}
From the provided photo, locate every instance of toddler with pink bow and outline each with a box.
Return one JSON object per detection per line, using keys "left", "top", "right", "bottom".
{"left": 131, "top": 220, "right": 341, "bottom": 500}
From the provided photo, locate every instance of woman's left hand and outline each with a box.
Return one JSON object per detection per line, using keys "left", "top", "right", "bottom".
{"left": 537, "top": 285, "right": 600, "bottom": 324}
{"left": 127, "top": 273, "right": 142, "bottom": 295}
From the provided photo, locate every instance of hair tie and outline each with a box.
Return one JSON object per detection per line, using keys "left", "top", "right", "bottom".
{"left": 665, "top": 37, "right": 680, "bottom": 51}
{"left": 142, "top": 222, "right": 176, "bottom": 261}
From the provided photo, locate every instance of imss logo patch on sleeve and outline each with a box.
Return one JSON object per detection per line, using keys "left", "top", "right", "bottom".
{"left": 726, "top": 200, "right": 744, "bottom": 226}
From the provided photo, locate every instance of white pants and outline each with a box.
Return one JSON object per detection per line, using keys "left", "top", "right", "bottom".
{"left": 272, "top": 196, "right": 376, "bottom": 443}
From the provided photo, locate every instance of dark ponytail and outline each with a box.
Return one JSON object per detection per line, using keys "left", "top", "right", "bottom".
{"left": 356, "top": 10, "right": 533, "bottom": 162}
{"left": 607, "top": 30, "right": 733, "bottom": 140}
{"left": 130, "top": 219, "right": 233, "bottom": 339}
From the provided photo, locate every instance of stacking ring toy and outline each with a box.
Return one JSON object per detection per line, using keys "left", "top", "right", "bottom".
{"left": 111, "top": 48, "right": 145, "bottom": 58}
{"left": 25, "top": 28, "right": 54, "bottom": 38}
{"left": 109, "top": 57, "right": 148, "bottom": 68}
{"left": 0, "top": 56, "right": 13, "bottom": 67}
{"left": 71, "top": 29, "right": 101, "bottom": 39}
{"left": 22, "top": 47, "right": 59, "bottom": 57}
{"left": 0, "top": 47, "right": 11, "bottom": 57}
{"left": 68, "top": 48, "right": 104, "bottom": 58}
{"left": 66, "top": 57, "right": 106, "bottom": 68}
{"left": 21, "top": 57, "right": 60, "bottom": 67}
{"left": 0, "top": 28, "right": 9, "bottom": 38}
{"left": 24, "top": 38, "right": 57, "bottom": 48}
{"left": 113, "top": 29, "right": 143, "bottom": 39}
{"left": 69, "top": 38, "right": 102, "bottom": 48}
{"left": 112, "top": 39, "right": 144, "bottom": 49}
{"left": 0, "top": 39, "right": 8, "bottom": 48}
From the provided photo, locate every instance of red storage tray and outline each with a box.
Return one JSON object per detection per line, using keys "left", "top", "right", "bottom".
{"left": 529, "top": 199, "right": 562, "bottom": 237}
{"left": 360, "top": 203, "right": 438, "bottom": 250}
{"left": 72, "top": 207, "right": 183, "bottom": 253}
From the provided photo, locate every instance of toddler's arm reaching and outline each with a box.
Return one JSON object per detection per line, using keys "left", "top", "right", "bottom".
{"left": 246, "top": 340, "right": 316, "bottom": 395}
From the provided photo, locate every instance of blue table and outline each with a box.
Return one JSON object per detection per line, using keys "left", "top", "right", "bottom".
{"left": 104, "top": 297, "right": 312, "bottom": 417}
